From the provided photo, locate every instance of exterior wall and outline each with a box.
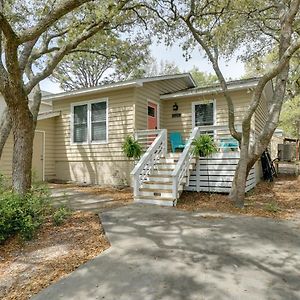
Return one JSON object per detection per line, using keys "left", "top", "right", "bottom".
{"left": 36, "top": 118, "right": 56, "bottom": 180}
{"left": 0, "top": 118, "right": 56, "bottom": 180}
{"left": 161, "top": 90, "right": 252, "bottom": 142}
{"left": 134, "top": 79, "right": 189, "bottom": 130}
{"left": 52, "top": 88, "right": 135, "bottom": 185}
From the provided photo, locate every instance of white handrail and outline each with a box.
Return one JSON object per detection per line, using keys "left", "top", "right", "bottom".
{"left": 131, "top": 129, "right": 167, "bottom": 196}
{"left": 172, "top": 127, "right": 200, "bottom": 199}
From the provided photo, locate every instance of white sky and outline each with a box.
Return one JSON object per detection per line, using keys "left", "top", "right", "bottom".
{"left": 40, "top": 42, "right": 245, "bottom": 94}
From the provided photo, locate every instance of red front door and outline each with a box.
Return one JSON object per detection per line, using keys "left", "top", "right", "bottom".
{"left": 147, "top": 102, "right": 158, "bottom": 129}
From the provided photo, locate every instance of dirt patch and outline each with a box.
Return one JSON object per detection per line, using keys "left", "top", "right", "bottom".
{"left": 0, "top": 211, "right": 110, "bottom": 300}
{"left": 177, "top": 175, "right": 300, "bottom": 220}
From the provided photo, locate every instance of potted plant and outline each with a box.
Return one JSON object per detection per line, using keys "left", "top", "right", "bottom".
{"left": 122, "top": 135, "right": 143, "bottom": 162}
{"left": 192, "top": 134, "right": 218, "bottom": 193}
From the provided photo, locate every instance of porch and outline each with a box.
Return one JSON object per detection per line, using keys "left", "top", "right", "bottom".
{"left": 131, "top": 126, "right": 256, "bottom": 206}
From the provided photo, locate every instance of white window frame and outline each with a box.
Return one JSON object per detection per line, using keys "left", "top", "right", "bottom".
{"left": 70, "top": 98, "right": 108, "bottom": 145}
{"left": 192, "top": 99, "right": 216, "bottom": 128}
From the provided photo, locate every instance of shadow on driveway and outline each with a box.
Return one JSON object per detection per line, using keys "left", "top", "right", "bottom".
{"left": 32, "top": 204, "right": 300, "bottom": 300}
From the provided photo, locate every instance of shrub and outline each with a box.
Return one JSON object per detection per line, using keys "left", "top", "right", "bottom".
{"left": 0, "top": 183, "right": 50, "bottom": 243}
{"left": 122, "top": 135, "right": 143, "bottom": 160}
{"left": 192, "top": 134, "right": 218, "bottom": 157}
{"left": 52, "top": 206, "right": 72, "bottom": 226}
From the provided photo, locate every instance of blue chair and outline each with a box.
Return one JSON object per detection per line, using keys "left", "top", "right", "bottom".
{"left": 170, "top": 132, "right": 186, "bottom": 152}
{"left": 220, "top": 138, "right": 239, "bottom": 152}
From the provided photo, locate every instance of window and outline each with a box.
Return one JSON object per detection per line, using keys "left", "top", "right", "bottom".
{"left": 194, "top": 102, "right": 214, "bottom": 126}
{"left": 148, "top": 106, "right": 155, "bottom": 117}
{"left": 73, "top": 104, "right": 88, "bottom": 143}
{"left": 72, "top": 100, "right": 107, "bottom": 143}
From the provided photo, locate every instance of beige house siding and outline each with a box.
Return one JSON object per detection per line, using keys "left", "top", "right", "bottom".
{"left": 162, "top": 90, "right": 252, "bottom": 142}
{"left": 134, "top": 83, "right": 163, "bottom": 130}
{"left": 134, "top": 80, "right": 190, "bottom": 130}
{"left": 52, "top": 88, "right": 135, "bottom": 185}
{"left": 36, "top": 118, "right": 56, "bottom": 180}
{"left": 0, "top": 118, "right": 56, "bottom": 180}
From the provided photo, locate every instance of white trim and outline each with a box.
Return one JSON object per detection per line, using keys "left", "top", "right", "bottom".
{"left": 34, "top": 130, "right": 45, "bottom": 181}
{"left": 147, "top": 99, "right": 160, "bottom": 129}
{"left": 192, "top": 99, "right": 216, "bottom": 128}
{"left": 37, "top": 111, "right": 60, "bottom": 120}
{"left": 70, "top": 98, "right": 108, "bottom": 145}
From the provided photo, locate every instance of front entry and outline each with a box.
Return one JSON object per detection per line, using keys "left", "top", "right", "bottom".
{"left": 147, "top": 101, "right": 158, "bottom": 129}
{"left": 32, "top": 131, "right": 44, "bottom": 181}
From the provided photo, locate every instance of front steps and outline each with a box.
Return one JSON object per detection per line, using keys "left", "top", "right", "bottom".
{"left": 134, "top": 153, "right": 193, "bottom": 206}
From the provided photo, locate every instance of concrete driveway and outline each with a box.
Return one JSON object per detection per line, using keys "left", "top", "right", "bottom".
{"left": 32, "top": 204, "right": 300, "bottom": 300}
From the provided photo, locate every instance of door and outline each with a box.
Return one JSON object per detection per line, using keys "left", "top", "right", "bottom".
{"left": 32, "top": 131, "right": 44, "bottom": 181}
{"left": 147, "top": 101, "right": 158, "bottom": 129}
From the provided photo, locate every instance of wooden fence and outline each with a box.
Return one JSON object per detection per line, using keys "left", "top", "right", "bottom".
{"left": 185, "top": 152, "right": 256, "bottom": 193}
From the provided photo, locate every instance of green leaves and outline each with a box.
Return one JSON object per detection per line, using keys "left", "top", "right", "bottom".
{"left": 192, "top": 134, "right": 218, "bottom": 157}
{"left": 122, "top": 135, "right": 143, "bottom": 159}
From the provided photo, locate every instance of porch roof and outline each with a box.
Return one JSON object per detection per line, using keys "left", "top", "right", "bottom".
{"left": 160, "top": 77, "right": 262, "bottom": 100}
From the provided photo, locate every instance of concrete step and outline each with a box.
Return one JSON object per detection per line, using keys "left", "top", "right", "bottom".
{"left": 139, "top": 188, "right": 174, "bottom": 198}
{"left": 134, "top": 196, "right": 176, "bottom": 207}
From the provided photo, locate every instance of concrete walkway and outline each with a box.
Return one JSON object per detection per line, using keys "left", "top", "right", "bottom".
{"left": 32, "top": 204, "right": 300, "bottom": 300}
{"left": 50, "top": 186, "right": 125, "bottom": 212}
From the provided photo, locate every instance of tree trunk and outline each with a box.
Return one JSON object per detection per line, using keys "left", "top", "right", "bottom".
{"left": 10, "top": 103, "right": 35, "bottom": 195}
{"left": 0, "top": 109, "right": 12, "bottom": 158}
{"left": 229, "top": 127, "right": 251, "bottom": 207}
{"left": 230, "top": 148, "right": 249, "bottom": 207}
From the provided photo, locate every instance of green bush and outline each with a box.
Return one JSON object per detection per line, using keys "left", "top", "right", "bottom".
{"left": 122, "top": 135, "right": 143, "bottom": 159}
{"left": 52, "top": 206, "right": 72, "bottom": 226}
{"left": 192, "top": 134, "right": 218, "bottom": 157}
{"left": 0, "top": 183, "right": 50, "bottom": 243}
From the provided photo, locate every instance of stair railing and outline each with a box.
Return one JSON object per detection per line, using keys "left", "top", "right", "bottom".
{"left": 172, "top": 127, "right": 200, "bottom": 199}
{"left": 131, "top": 129, "right": 167, "bottom": 197}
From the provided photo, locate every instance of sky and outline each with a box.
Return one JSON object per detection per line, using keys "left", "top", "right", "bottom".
{"left": 40, "top": 42, "right": 245, "bottom": 94}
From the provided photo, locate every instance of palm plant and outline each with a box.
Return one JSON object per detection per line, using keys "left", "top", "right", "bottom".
{"left": 192, "top": 134, "right": 218, "bottom": 193}
{"left": 122, "top": 135, "right": 143, "bottom": 161}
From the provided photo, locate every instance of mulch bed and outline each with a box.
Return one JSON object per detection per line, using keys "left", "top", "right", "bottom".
{"left": 177, "top": 175, "right": 300, "bottom": 219}
{"left": 0, "top": 212, "right": 110, "bottom": 300}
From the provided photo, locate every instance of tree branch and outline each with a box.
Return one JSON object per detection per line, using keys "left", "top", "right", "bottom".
{"left": 19, "top": 0, "right": 92, "bottom": 44}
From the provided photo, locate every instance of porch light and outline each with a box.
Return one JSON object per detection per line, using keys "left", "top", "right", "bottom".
{"left": 173, "top": 102, "right": 178, "bottom": 111}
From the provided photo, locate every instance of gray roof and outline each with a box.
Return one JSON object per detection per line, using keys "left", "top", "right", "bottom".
{"left": 42, "top": 73, "right": 196, "bottom": 102}
{"left": 161, "top": 77, "right": 262, "bottom": 99}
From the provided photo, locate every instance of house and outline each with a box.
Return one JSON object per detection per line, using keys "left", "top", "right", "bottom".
{"left": 0, "top": 74, "right": 273, "bottom": 206}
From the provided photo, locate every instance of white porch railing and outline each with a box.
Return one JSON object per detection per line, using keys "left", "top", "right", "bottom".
{"left": 171, "top": 127, "right": 200, "bottom": 199}
{"left": 131, "top": 129, "right": 167, "bottom": 196}
{"left": 198, "top": 125, "right": 241, "bottom": 152}
{"left": 134, "top": 129, "right": 162, "bottom": 152}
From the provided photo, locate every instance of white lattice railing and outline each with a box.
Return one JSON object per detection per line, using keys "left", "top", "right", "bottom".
{"left": 131, "top": 129, "right": 167, "bottom": 196}
{"left": 172, "top": 127, "right": 200, "bottom": 199}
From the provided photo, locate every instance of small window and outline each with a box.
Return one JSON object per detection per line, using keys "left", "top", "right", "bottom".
{"left": 194, "top": 102, "right": 214, "bottom": 126}
{"left": 72, "top": 100, "right": 107, "bottom": 143}
{"left": 148, "top": 106, "right": 155, "bottom": 117}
